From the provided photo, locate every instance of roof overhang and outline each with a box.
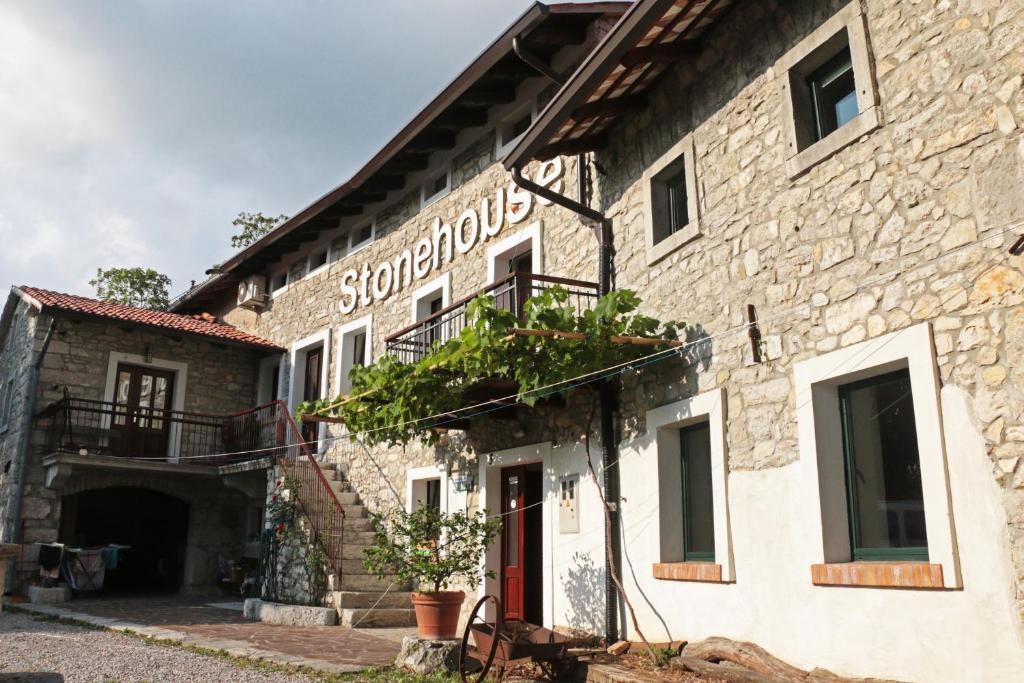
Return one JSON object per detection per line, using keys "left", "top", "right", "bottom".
{"left": 502, "top": 0, "right": 734, "bottom": 168}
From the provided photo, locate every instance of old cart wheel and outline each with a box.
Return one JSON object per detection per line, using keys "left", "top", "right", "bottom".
{"left": 459, "top": 594, "right": 503, "bottom": 683}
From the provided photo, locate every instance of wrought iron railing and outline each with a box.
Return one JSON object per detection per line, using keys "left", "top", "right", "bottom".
{"left": 278, "top": 406, "right": 345, "bottom": 583}
{"left": 38, "top": 396, "right": 288, "bottom": 464}
{"left": 385, "top": 271, "right": 600, "bottom": 363}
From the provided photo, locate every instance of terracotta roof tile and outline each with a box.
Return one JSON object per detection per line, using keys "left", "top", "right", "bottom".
{"left": 18, "top": 286, "right": 281, "bottom": 351}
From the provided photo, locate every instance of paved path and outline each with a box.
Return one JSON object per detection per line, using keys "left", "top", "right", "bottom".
{"left": 10, "top": 596, "right": 414, "bottom": 675}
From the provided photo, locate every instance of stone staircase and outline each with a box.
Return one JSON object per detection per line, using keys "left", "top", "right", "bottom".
{"left": 319, "top": 466, "right": 417, "bottom": 628}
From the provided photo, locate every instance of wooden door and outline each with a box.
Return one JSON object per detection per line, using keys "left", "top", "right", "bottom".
{"left": 111, "top": 364, "right": 175, "bottom": 458}
{"left": 300, "top": 347, "right": 323, "bottom": 444}
{"left": 501, "top": 465, "right": 527, "bottom": 622}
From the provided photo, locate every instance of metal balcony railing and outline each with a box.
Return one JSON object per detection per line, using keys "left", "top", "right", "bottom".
{"left": 384, "top": 271, "right": 600, "bottom": 364}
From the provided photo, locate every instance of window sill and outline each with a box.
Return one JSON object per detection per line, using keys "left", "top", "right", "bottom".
{"left": 645, "top": 222, "right": 701, "bottom": 267}
{"left": 786, "top": 106, "right": 880, "bottom": 179}
{"left": 810, "top": 561, "right": 945, "bottom": 589}
{"left": 652, "top": 562, "right": 723, "bottom": 583}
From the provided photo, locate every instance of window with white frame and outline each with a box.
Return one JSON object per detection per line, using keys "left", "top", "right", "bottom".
{"left": 410, "top": 273, "right": 451, "bottom": 352}
{"left": 775, "top": 2, "right": 880, "bottom": 177}
{"left": 496, "top": 102, "right": 535, "bottom": 157}
{"left": 288, "top": 330, "right": 331, "bottom": 451}
{"left": 269, "top": 271, "right": 289, "bottom": 297}
{"left": 794, "top": 322, "right": 958, "bottom": 588}
{"left": 349, "top": 222, "right": 375, "bottom": 253}
{"left": 647, "top": 388, "right": 732, "bottom": 582}
{"left": 306, "top": 245, "right": 330, "bottom": 277}
{"left": 642, "top": 134, "right": 701, "bottom": 266}
{"left": 421, "top": 166, "right": 451, "bottom": 208}
{"left": 336, "top": 314, "right": 372, "bottom": 397}
{"left": 486, "top": 222, "right": 543, "bottom": 284}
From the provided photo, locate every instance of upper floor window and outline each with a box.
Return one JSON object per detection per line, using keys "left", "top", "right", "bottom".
{"left": 776, "top": 2, "right": 880, "bottom": 177}
{"left": 496, "top": 104, "right": 535, "bottom": 157}
{"left": 307, "top": 245, "right": 329, "bottom": 277}
{"left": 269, "top": 271, "right": 288, "bottom": 295}
{"left": 421, "top": 166, "right": 451, "bottom": 208}
{"left": 337, "top": 315, "right": 372, "bottom": 396}
{"left": 642, "top": 134, "right": 701, "bottom": 266}
{"left": 349, "top": 222, "right": 375, "bottom": 253}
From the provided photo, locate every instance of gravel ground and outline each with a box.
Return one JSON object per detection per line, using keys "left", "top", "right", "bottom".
{"left": 0, "top": 611, "right": 316, "bottom": 683}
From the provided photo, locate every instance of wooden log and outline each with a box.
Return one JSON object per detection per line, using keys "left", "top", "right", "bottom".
{"left": 508, "top": 327, "right": 683, "bottom": 347}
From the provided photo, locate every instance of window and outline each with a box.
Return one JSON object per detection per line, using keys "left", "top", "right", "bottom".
{"left": 336, "top": 315, "right": 372, "bottom": 396}
{"left": 288, "top": 329, "right": 331, "bottom": 452}
{"left": 679, "top": 422, "right": 715, "bottom": 561}
{"left": 307, "top": 246, "right": 329, "bottom": 276}
{"left": 795, "top": 323, "right": 958, "bottom": 589}
{"left": 0, "top": 378, "right": 12, "bottom": 432}
{"left": 270, "top": 271, "right": 288, "bottom": 295}
{"left": 486, "top": 222, "right": 543, "bottom": 284}
{"left": 647, "top": 388, "right": 732, "bottom": 582}
{"left": 496, "top": 101, "right": 537, "bottom": 157}
{"left": 406, "top": 465, "right": 449, "bottom": 517}
{"left": 421, "top": 166, "right": 451, "bottom": 207}
{"left": 776, "top": 3, "right": 880, "bottom": 177}
{"left": 642, "top": 135, "right": 700, "bottom": 266}
{"left": 838, "top": 369, "right": 927, "bottom": 560}
{"left": 349, "top": 223, "right": 374, "bottom": 253}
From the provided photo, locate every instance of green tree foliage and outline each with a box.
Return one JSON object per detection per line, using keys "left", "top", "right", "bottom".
{"left": 363, "top": 505, "right": 502, "bottom": 593}
{"left": 230, "top": 211, "right": 288, "bottom": 249}
{"left": 298, "top": 287, "right": 682, "bottom": 446}
{"left": 89, "top": 267, "right": 172, "bottom": 310}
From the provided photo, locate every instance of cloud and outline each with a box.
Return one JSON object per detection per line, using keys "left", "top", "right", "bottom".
{"left": 0, "top": 0, "right": 532, "bottom": 299}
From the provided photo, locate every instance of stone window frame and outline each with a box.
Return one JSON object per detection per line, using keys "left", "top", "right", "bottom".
{"left": 335, "top": 313, "right": 373, "bottom": 397}
{"left": 102, "top": 352, "right": 189, "bottom": 462}
{"left": 794, "top": 322, "right": 960, "bottom": 589}
{"left": 486, "top": 221, "right": 544, "bottom": 283}
{"left": 642, "top": 133, "right": 702, "bottom": 267}
{"left": 287, "top": 328, "right": 331, "bottom": 454}
{"left": 775, "top": 2, "right": 881, "bottom": 178}
{"left": 410, "top": 272, "right": 451, "bottom": 324}
{"left": 646, "top": 387, "right": 734, "bottom": 583}
{"left": 406, "top": 463, "right": 450, "bottom": 514}
{"left": 420, "top": 164, "right": 453, "bottom": 209}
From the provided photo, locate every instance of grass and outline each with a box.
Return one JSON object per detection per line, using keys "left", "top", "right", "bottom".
{"left": 7, "top": 605, "right": 460, "bottom": 683}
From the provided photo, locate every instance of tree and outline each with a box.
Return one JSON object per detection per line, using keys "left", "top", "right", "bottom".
{"left": 231, "top": 211, "right": 288, "bottom": 249}
{"left": 89, "top": 267, "right": 172, "bottom": 310}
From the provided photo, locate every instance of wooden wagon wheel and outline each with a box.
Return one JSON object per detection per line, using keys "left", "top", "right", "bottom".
{"left": 459, "top": 594, "right": 503, "bottom": 683}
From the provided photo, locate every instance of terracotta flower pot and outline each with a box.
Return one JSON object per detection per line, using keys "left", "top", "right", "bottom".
{"left": 410, "top": 590, "right": 466, "bottom": 640}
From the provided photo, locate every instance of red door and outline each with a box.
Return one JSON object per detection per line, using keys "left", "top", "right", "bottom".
{"left": 300, "top": 347, "right": 323, "bottom": 445}
{"left": 111, "top": 364, "right": 175, "bottom": 458}
{"left": 501, "top": 466, "right": 526, "bottom": 622}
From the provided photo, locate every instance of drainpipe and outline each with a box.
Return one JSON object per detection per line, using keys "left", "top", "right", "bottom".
{"left": 511, "top": 36, "right": 620, "bottom": 642}
{"left": 4, "top": 315, "right": 58, "bottom": 593}
{"left": 510, "top": 163, "right": 620, "bottom": 642}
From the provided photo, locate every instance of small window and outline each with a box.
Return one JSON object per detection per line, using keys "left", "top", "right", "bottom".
{"left": 270, "top": 272, "right": 288, "bottom": 294}
{"left": 680, "top": 422, "right": 715, "bottom": 561}
{"left": 337, "top": 316, "right": 372, "bottom": 396}
{"left": 838, "top": 369, "right": 928, "bottom": 560}
{"left": 806, "top": 46, "right": 858, "bottom": 142}
{"left": 421, "top": 167, "right": 451, "bottom": 207}
{"left": 307, "top": 246, "right": 329, "bottom": 274}
{"left": 349, "top": 223, "right": 374, "bottom": 252}
{"left": 776, "top": 3, "right": 880, "bottom": 176}
{"left": 497, "top": 104, "right": 536, "bottom": 156}
{"left": 643, "top": 134, "right": 700, "bottom": 265}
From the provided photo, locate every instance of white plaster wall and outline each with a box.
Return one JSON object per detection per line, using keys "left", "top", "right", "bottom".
{"left": 613, "top": 386, "right": 1024, "bottom": 683}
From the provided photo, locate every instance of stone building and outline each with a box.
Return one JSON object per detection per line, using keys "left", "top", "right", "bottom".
{"left": 1, "top": 0, "right": 1020, "bottom": 680}
{"left": 0, "top": 287, "right": 279, "bottom": 593}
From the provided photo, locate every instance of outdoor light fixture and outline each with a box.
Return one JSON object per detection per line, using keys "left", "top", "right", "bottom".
{"left": 451, "top": 472, "right": 476, "bottom": 493}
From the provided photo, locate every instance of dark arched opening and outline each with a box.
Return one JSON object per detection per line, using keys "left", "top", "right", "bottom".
{"left": 60, "top": 487, "right": 189, "bottom": 593}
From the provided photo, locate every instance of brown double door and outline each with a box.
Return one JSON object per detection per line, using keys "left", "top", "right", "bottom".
{"left": 500, "top": 465, "right": 542, "bottom": 624}
{"left": 300, "top": 347, "right": 323, "bottom": 445}
{"left": 112, "top": 364, "right": 175, "bottom": 458}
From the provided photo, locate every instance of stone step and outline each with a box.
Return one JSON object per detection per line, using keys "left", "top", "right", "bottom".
{"left": 344, "top": 530, "right": 378, "bottom": 545}
{"left": 341, "top": 572, "right": 410, "bottom": 592}
{"left": 343, "top": 504, "right": 368, "bottom": 519}
{"left": 340, "top": 607, "right": 417, "bottom": 628}
{"left": 333, "top": 590, "right": 414, "bottom": 609}
{"left": 344, "top": 517, "right": 375, "bottom": 532}
{"left": 342, "top": 544, "right": 372, "bottom": 560}
{"left": 330, "top": 491, "right": 360, "bottom": 506}
{"left": 341, "top": 559, "right": 379, "bottom": 575}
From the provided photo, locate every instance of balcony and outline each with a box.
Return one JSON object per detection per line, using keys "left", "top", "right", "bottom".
{"left": 384, "top": 272, "right": 600, "bottom": 364}
{"left": 37, "top": 396, "right": 289, "bottom": 467}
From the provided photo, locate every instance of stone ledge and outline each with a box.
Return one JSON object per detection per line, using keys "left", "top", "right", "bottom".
{"left": 652, "top": 562, "right": 723, "bottom": 583}
{"left": 243, "top": 598, "right": 339, "bottom": 626}
{"left": 810, "top": 562, "right": 945, "bottom": 589}
{"left": 28, "top": 585, "right": 72, "bottom": 604}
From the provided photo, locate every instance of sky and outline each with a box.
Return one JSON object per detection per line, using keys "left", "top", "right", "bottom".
{"left": 0, "top": 0, "right": 536, "bottom": 300}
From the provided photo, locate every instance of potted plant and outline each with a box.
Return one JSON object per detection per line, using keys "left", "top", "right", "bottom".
{"left": 364, "top": 505, "right": 501, "bottom": 640}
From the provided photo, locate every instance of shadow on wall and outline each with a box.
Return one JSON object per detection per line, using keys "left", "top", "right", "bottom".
{"left": 561, "top": 551, "right": 605, "bottom": 635}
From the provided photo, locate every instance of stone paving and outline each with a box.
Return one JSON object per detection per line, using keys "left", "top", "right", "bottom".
{"left": 13, "top": 596, "right": 415, "bottom": 675}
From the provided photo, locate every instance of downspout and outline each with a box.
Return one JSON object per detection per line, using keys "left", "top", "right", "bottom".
{"left": 512, "top": 36, "right": 620, "bottom": 643}
{"left": 4, "top": 315, "right": 58, "bottom": 593}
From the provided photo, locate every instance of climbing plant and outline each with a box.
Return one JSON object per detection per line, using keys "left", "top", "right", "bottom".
{"left": 259, "top": 475, "right": 329, "bottom": 606}
{"left": 296, "top": 286, "right": 683, "bottom": 447}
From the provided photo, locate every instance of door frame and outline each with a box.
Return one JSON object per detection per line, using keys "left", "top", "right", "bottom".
{"left": 288, "top": 329, "right": 331, "bottom": 453}
{"left": 479, "top": 442, "right": 553, "bottom": 627}
{"left": 103, "top": 352, "right": 188, "bottom": 461}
